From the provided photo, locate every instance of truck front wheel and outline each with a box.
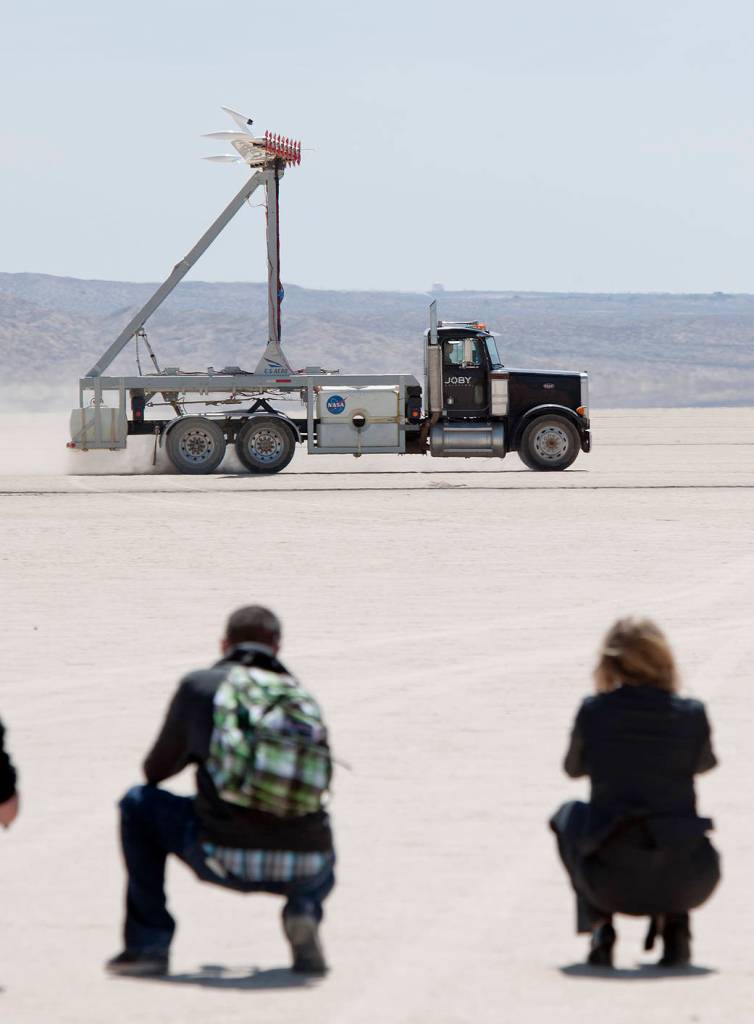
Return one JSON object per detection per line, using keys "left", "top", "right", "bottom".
{"left": 235, "top": 417, "right": 296, "bottom": 474}
{"left": 518, "top": 415, "right": 579, "bottom": 471}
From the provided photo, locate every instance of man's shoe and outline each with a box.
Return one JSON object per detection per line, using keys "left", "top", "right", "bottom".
{"left": 105, "top": 949, "right": 169, "bottom": 977}
{"left": 658, "top": 916, "right": 691, "bottom": 967}
{"left": 283, "top": 914, "right": 327, "bottom": 974}
{"left": 587, "top": 921, "right": 616, "bottom": 968}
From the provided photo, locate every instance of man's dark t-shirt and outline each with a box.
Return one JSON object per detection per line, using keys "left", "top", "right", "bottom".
{"left": 144, "top": 644, "right": 333, "bottom": 852}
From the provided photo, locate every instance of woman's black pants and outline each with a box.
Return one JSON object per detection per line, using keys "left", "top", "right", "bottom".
{"left": 550, "top": 800, "right": 720, "bottom": 933}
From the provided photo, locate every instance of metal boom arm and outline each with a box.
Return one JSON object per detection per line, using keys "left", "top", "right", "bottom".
{"left": 86, "top": 170, "right": 266, "bottom": 378}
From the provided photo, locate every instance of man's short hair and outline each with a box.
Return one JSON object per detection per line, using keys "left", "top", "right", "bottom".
{"left": 224, "top": 606, "right": 282, "bottom": 648}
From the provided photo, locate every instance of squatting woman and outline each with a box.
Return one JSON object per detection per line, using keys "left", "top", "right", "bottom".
{"left": 550, "top": 618, "right": 720, "bottom": 968}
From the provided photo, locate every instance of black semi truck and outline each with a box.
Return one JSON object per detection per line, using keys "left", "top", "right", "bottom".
{"left": 72, "top": 308, "right": 590, "bottom": 475}
{"left": 403, "top": 314, "right": 590, "bottom": 471}
{"left": 69, "top": 117, "right": 590, "bottom": 474}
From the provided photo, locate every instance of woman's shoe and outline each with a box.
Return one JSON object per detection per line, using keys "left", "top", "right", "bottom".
{"left": 658, "top": 914, "right": 691, "bottom": 967}
{"left": 587, "top": 921, "right": 616, "bottom": 967}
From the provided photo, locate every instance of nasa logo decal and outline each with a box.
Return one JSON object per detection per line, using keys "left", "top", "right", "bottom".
{"left": 326, "top": 394, "right": 347, "bottom": 414}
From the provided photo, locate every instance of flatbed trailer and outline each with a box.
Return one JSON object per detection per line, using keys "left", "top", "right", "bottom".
{"left": 69, "top": 110, "right": 590, "bottom": 474}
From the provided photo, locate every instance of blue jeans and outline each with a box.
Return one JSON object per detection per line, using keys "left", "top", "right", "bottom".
{"left": 119, "top": 784, "right": 336, "bottom": 954}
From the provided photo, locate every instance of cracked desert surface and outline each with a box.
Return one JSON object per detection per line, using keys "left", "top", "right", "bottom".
{"left": 0, "top": 408, "right": 751, "bottom": 1023}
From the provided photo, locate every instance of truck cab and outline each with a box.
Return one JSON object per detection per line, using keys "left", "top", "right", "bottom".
{"left": 417, "top": 311, "right": 590, "bottom": 470}
{"left": 439, "top": 325, "right": 503, "bottom": 415}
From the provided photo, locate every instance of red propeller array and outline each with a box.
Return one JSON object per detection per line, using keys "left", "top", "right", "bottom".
{"left": 263, "top": 131, "right": 302, "bottom": 165}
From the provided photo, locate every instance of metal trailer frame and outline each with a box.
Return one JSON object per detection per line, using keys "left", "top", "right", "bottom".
{"left": 77, "top": 372, "right": 420, "bottom": 455}
{"left": 74, "top": 128, "right": 419, "bottom": 460}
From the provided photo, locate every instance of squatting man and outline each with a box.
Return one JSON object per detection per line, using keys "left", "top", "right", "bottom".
{"left": 107, "top": 605, "right": 335, "bottom": 976}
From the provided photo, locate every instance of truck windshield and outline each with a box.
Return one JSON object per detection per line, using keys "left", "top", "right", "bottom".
{"left": 485, "top": 336, "right": 502, "bottom": 368}
{"left": 444, "top": 337, "right": 488, "bottom": 368}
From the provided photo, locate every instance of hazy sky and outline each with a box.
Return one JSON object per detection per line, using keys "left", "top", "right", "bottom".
{"left": 3, "top": 0, "right": 754, "bottom": 292}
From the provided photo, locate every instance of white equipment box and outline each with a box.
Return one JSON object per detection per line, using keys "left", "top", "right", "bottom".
{"left": 316, "top": 386, "right": 402, "bottom": 452}
{"left": 70, "top": 407, "right": 128, "bottom": 449}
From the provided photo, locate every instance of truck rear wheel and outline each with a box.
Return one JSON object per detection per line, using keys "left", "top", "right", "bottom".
{"left": 235, "top": 417, "right": 296, "bottom": 474}
{"left": 165, "top": 417, "right": 227, "bottom": 474}
{"left": 518, "top": 415, "right": 579, "bottom": 471}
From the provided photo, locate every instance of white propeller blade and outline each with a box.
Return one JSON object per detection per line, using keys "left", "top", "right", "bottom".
{"left": 221, "top": 106, "right": 254, "bottom": 133}
{"left": 203, "top": 130, "right": 253, "bottom": 142}
{"left": 203, "top": 154, "right": 242, "bottom": 163}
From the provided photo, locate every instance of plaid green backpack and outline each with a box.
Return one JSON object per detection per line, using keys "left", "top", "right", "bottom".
{"left": 206, "top": 664, "right": 331, "bottom": 819}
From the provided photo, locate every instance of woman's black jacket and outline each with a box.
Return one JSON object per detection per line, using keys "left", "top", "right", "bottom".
{"left": 564, "top": 684, "right": 716, "bottom": 819}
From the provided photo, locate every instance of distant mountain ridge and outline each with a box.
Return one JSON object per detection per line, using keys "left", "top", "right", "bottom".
{"left": 2, "top": 272, "right": 753, "bottom": 407}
